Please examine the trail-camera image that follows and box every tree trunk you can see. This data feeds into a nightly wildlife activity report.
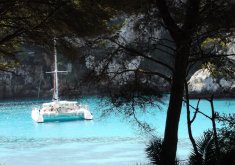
[155,0,200,163]
[209,96,220,165]
[160,46,189,165]
[185,81,202,164]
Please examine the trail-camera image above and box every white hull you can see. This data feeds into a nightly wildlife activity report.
[32,107,93,123]
[31,101,93,123]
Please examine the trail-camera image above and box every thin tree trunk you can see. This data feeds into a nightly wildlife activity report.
[209,96,220,165]
[185,81,202,164]
[160,48,189,165]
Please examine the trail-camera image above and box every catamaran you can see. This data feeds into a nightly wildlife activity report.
[31,39,93,123]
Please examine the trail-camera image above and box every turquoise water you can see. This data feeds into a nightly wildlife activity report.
[0,97,234,165]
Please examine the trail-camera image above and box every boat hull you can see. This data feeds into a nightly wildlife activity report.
[31,108,93,123]
[43,113,86,122]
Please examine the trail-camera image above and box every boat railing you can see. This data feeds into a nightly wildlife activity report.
[78,104,89,110]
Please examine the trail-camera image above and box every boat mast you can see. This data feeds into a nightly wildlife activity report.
[53,38,59,101]
[46,38,67,101]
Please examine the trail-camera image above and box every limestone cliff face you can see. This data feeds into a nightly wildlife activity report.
[188,41,235,97]
[0,44,234,99]
[0,16,234,99]
[0,48,51,99]
[0,46,88,99]
[188,69,235,97]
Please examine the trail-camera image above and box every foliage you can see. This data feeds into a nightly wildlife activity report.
[189,114,235,165]
[145,137,163,165]
[201,62,218,77]
[218,113,235,130]
[0,60,19,71]
[201,57,235,78]
[189,131,216,165]
[145,137,180,165]
[199,35,235,78]
[99,94,164,134]
[201,38,227,50]
[0,0,119,68]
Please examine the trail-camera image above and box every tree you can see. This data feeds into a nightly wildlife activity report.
[1,0,235,164]
[153,1,234,163]
[83,0,235,164]
[189,114,235,165]
[0,0,115,71]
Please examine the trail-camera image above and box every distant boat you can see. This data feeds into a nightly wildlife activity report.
[31,38,93,123]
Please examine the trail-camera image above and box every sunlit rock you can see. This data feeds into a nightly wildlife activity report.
[219,78,233,90]
[188,69,235,95]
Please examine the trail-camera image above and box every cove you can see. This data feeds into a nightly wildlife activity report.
[0,97,234,165]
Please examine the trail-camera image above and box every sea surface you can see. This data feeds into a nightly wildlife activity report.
[0,97,234,165]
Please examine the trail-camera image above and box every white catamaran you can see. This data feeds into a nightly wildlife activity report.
[31,39,93,123]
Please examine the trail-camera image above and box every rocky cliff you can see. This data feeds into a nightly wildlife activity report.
[0,45,91,99]
[188,38,235,98]
[0,16,234,99]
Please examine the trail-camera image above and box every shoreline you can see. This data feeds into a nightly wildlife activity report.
[1,93,235,102]
[188,93,235,99]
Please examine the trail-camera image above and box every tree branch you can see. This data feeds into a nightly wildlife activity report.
[189,53,235,62]
[155,0,182,41]
[109,38,174,72]
[109,68,171,83]
[182,0,201,35]
[190,98,201,124]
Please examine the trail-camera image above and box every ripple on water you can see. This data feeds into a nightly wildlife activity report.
[0,136,144,149]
